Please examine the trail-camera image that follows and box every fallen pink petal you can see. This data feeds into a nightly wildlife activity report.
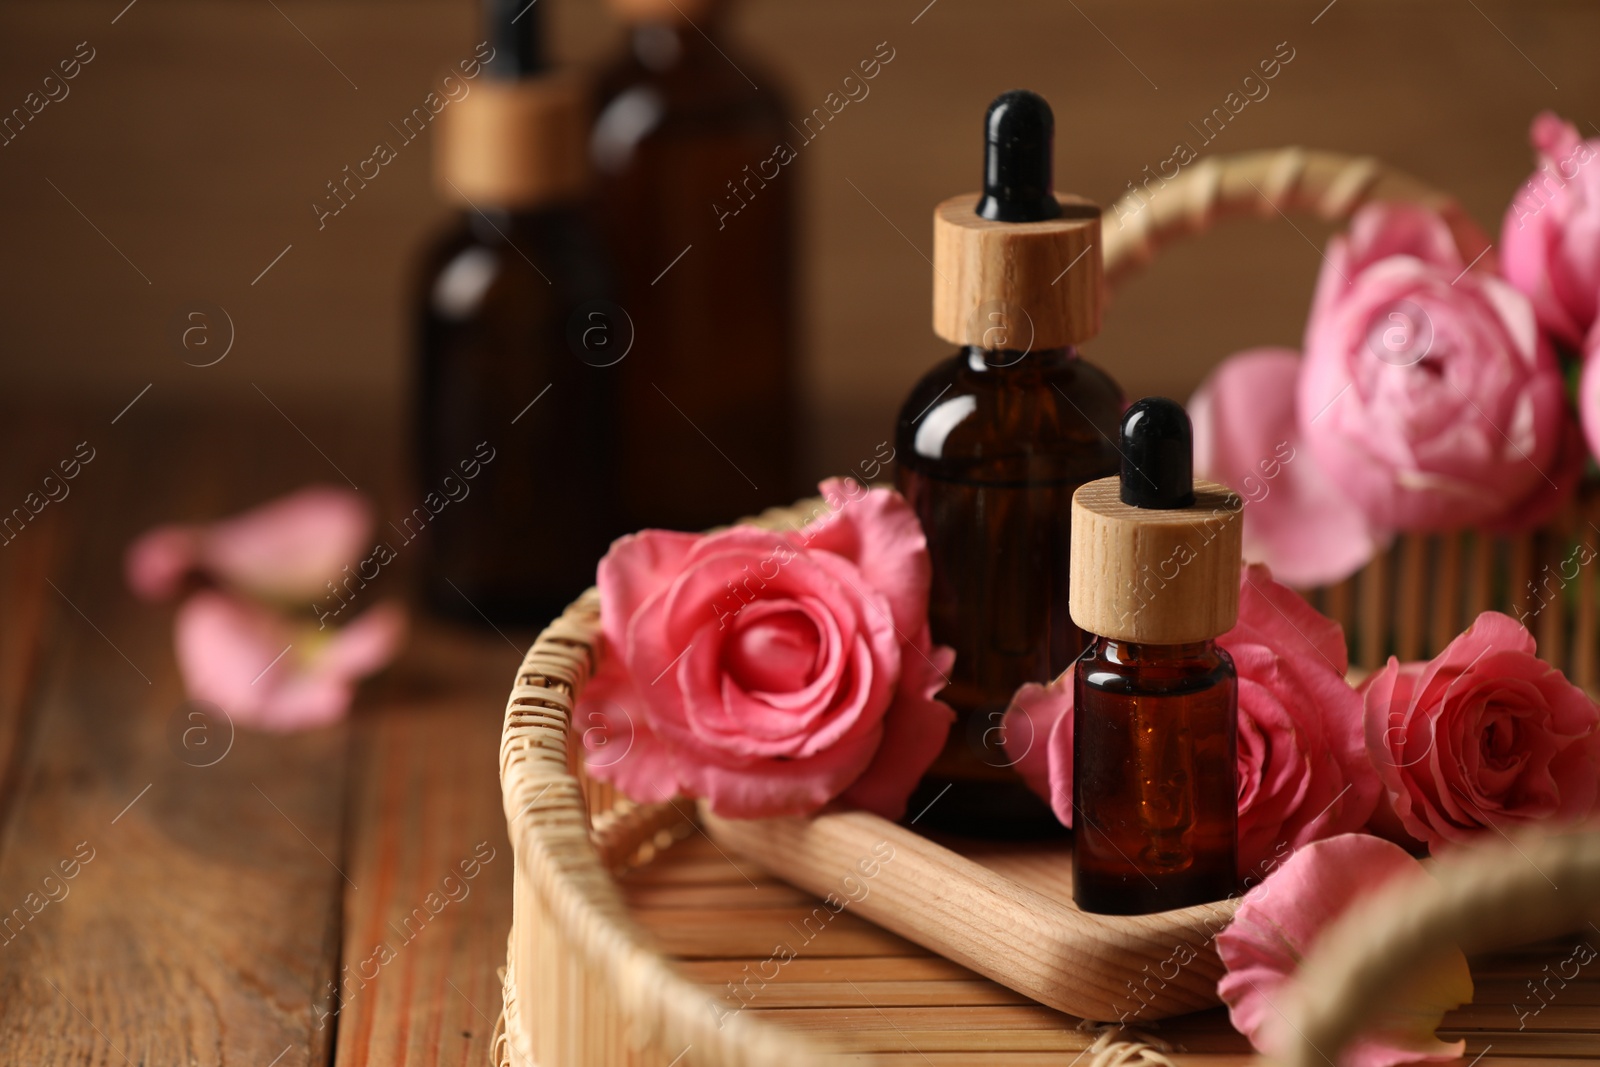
[174,591,406,733]
[1217,834,1473,1067]
[126,485,373,604]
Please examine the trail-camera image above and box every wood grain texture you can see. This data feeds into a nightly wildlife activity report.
[0,410,352,1066]
[0,404,524,1065]
[700,807,1235,1022]
[330,625,520,1067]
[931,193,1102,349]
[1070,477,1242,644]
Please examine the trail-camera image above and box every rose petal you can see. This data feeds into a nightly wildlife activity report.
[200,486,372,602]
[839,626,956,820]
[597,528,701,652]
[1000,673,1068,805]
[173,590,392,732]
[580,655,683,804]
[1191,348,1383,586]
[125,524,204,602]
[805,478,934,635]
[1217,833,1471,1067]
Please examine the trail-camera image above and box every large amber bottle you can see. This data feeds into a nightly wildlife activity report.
[413,0,619,627]
[590,0,799,532]
[895,90,1123,837]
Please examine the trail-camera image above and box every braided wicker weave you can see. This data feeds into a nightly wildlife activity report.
[495,149,1600,1066]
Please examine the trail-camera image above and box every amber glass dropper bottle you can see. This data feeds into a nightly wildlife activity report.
[413,0,618,627]
[896,90,1122,838]
[590,0,799,533]
[1070,398,1241,914]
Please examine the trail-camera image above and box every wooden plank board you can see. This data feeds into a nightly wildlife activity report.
[330,624,521,1067]
[0,410,353,1065]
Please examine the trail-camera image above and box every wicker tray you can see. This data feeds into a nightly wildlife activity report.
[496,148,1600,1066]
[495,582,1600,1067]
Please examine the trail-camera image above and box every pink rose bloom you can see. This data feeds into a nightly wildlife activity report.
[579,479,955,820]
[1003,564,1378,877]
[176,591,406,732]
[1501,112,1600,350]
[1190,347,1382,586]
[1299,202,1571,531]
[1361,611,1600,850]
[127,485,372,603]
[1217,833,1472,1067]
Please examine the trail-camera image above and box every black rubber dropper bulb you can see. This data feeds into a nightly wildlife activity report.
[1121,397,1196,509]
[484,0,548,80]
[975,90,1063,223]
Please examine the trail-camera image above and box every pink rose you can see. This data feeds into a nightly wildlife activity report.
[1299,202,1572,531]
[1217,833,1472,1067]
[1501,112,1600,351]
[1002,564,1378,877]
[579,479,955,820]
[1361,611,1600,850]
[1190,346,1382,586]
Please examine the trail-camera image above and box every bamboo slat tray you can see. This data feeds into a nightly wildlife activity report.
[700,808,1235,1022]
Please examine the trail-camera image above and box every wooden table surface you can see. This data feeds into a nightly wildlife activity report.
[0,402,521,1067]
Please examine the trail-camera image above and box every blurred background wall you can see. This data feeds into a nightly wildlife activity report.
[2,0,1596,476]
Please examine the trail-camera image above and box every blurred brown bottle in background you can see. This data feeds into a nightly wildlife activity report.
[413,0,622,627]
[590,0,800,532]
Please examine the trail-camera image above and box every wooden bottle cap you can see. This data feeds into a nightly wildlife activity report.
[931,193,1102,350]
[1070,476,1243,644]
[436,75,588,210]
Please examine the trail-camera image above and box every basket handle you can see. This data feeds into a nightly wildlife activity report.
[1100,147,1490,291]
[1280,829,1600,1067]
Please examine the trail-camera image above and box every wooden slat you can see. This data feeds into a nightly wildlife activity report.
[1576,497,1600,693]
[635,906,921,958]
[1430,533,1463,658]
[622,880,818,909]
[675,957,979,984]
[1437,1030,1600,1056]
[1358,542,1390,670]
[0,409,354,1065]
[1396,535,1427,662]
[1469,533,1497,620]
[330,625,520,1067]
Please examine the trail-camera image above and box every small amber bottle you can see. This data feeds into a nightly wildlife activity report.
[896,90,1122,837]
[413,0,619,626]
[1069,398,1242,914]
[590,0,799,533]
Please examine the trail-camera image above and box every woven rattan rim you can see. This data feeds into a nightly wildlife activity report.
[1099,146,1484,287]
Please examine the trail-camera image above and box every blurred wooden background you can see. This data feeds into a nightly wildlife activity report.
[2,0,1596,478]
